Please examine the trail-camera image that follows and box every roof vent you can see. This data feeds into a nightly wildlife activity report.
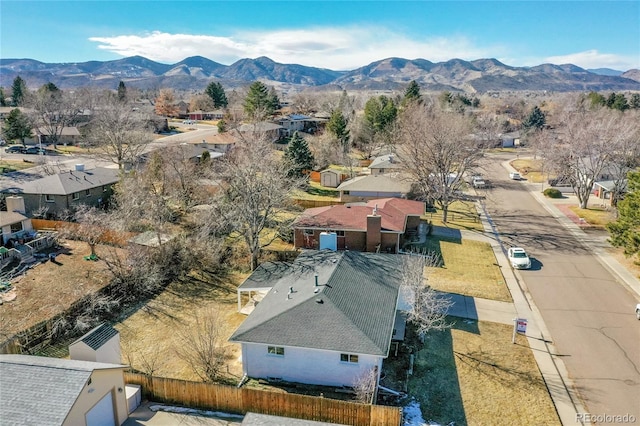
[315,298,323,304]
[314,273,318,287]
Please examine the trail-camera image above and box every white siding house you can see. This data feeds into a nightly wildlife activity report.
[69,323,121,365]
[230,250,403,389]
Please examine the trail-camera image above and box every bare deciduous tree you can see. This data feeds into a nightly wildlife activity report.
[400,255,452,336]
[173,308,230,382]
[29,87,85,149]
[396,103,484,222]
[537,107,638,209]
[203,135,302,270]
[352,366,379,404]
[87,96,153,169]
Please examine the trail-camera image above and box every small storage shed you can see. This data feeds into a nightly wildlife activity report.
[320,169,343,188]
[69,323,121,365]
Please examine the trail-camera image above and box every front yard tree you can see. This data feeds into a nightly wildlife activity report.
[0,87,7,107]
[205,136,300,270]
[396,103,480,222]
[88,96,153,169]
[607,171,640,264]
[2,108,32,145]
[154,88,179,117]
[243,81,278,121]
[537,108,634,209]
[283,131,314,178]
[11,76,27,106]
[205,81,228,109]
[400,255,452,336]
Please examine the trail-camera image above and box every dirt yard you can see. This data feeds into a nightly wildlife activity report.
[0,239,122,340]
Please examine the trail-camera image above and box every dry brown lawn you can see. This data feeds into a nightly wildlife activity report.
[0,239,122,338]
[114,269,250,382]
[403,318,560,426]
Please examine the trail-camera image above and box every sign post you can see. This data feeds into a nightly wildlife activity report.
[512,318,528,344]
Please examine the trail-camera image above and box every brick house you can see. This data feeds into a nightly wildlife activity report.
[292,198,425,253]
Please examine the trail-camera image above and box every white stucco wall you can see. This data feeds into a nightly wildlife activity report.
[241,343,382,388]
[63,368,128,426]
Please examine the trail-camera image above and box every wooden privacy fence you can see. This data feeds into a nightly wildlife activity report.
[293,199,343,209]
[125,373,402,426]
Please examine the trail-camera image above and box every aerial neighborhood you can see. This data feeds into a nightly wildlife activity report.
[1,27,640,426]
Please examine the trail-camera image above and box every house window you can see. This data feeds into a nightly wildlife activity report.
[10,222,23,233]
[303,229,314,236]
[343,191,350,195]
[45,194,54,203]
[268,346,285,356]
[72,192,80,200]
[103,185,108,192]
[340,353,359,363]
[336,231,345,237]
[85,189,91,197]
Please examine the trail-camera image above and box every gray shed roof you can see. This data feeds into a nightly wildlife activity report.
[0,355,125,426]
[230,250,402,356]
[19,167,120,196]
[369,154,402,170]
[72,323,119,351]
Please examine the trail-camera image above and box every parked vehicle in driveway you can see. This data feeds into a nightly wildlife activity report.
[507,247,531,269]
[5,145,25,154]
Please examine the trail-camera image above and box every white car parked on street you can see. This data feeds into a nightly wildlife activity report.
[507,247,531,269]
[509,172,522,180]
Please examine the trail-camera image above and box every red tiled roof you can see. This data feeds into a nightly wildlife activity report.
[293,198,424,232]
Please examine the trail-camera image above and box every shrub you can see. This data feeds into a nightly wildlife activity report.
[543,188,563,198]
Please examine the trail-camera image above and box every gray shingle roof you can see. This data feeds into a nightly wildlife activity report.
[230,250,402,356]
[72,323,119,351]
[19,167,120,196]
[0,355,125,426]
[337,174,412,193]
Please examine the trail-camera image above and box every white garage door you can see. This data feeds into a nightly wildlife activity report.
[85,391,116,426]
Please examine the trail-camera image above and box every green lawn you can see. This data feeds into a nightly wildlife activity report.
[0,159,37,172]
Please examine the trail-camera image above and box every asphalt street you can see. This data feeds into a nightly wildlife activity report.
[478,152,640,424]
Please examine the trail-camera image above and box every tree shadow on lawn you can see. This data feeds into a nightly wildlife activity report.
[405,320,467,426]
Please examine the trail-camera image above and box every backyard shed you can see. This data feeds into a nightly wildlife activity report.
[69,323,121,365]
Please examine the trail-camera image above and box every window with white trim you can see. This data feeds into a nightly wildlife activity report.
[72,192,80,200]
[336,230,345,237]
[85,189,91,197]
[340,353,359,363]
[45,194,54,203]
[267,346,285,356]
[303,229,314,236]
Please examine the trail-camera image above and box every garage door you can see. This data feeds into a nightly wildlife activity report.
[85,391,116,426]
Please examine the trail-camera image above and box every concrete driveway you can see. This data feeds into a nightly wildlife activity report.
[124,402,243,426]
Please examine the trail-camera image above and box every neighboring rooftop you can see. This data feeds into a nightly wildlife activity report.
[15,167,120,196]
[336,174,412,193]
[293,198,424,233]
[0,355,125,426]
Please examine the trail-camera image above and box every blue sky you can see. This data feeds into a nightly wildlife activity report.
[1,1,638,71]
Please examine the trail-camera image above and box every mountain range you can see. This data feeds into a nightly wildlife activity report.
[1,55,639,93]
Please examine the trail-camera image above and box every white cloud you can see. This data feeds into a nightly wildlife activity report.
[544,50,638,71]
[89,27,500,70]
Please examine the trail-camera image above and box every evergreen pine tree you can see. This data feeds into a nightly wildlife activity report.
[3,108,33,145]
[327,110,350,154]
[11,76,27,106]
[283,131,315,178]
[205,81,228,109]
[522,106,546,131]
[404,80,421,103]
[244,81,276,120]
[607,171,640,261]
[117,81,127,101]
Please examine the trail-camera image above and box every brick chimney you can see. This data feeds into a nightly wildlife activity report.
[366,213,381,252]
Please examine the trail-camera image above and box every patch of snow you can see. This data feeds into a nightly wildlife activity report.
[403,399,442,426]
[149,404,244,420]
